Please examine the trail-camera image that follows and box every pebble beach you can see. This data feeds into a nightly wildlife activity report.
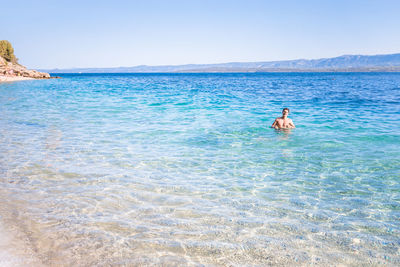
[0,76,34,83]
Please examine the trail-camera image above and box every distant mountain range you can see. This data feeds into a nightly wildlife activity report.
[42,53,400,73]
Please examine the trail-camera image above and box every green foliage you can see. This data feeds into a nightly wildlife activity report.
[0,40,18,63]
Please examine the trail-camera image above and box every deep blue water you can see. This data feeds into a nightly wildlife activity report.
[0,73,399,265]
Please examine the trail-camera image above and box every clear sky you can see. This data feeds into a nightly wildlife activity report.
[1,0,400,69]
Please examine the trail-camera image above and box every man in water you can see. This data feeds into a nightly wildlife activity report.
[271,108,295,129]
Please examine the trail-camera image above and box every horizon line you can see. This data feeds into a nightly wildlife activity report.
[39,52,400,71]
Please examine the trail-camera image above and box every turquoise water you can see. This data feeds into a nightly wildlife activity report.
[0,73,399,265]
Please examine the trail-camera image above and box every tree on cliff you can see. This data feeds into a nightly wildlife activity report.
[0,40,18,63]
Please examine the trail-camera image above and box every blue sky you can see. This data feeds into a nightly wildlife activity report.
[1,0,400,69]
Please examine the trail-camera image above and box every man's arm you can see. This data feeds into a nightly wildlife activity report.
[289,119,295,128]
[271,119,278,128]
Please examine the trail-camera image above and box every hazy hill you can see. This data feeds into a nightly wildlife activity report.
[43,53,400,73]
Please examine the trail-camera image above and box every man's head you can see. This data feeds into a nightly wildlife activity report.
[282,108,290,117]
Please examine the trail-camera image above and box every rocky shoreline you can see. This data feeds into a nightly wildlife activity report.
[0,55,53,81]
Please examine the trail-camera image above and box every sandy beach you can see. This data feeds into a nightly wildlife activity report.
[0,223,41,267]
[0,76,34,83]
[0,203,42,267]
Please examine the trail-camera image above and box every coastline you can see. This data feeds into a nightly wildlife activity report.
[0,75,34,83]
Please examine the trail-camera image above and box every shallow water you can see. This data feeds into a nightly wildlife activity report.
[0,73,399,266]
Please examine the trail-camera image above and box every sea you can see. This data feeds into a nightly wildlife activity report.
[0,73,399,266]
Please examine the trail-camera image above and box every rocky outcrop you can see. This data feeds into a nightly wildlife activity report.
[0,56,51,79]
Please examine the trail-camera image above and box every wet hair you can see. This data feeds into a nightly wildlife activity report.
[282,108,290,113]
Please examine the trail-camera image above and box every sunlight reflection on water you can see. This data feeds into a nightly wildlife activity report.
[0,73,399,266]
